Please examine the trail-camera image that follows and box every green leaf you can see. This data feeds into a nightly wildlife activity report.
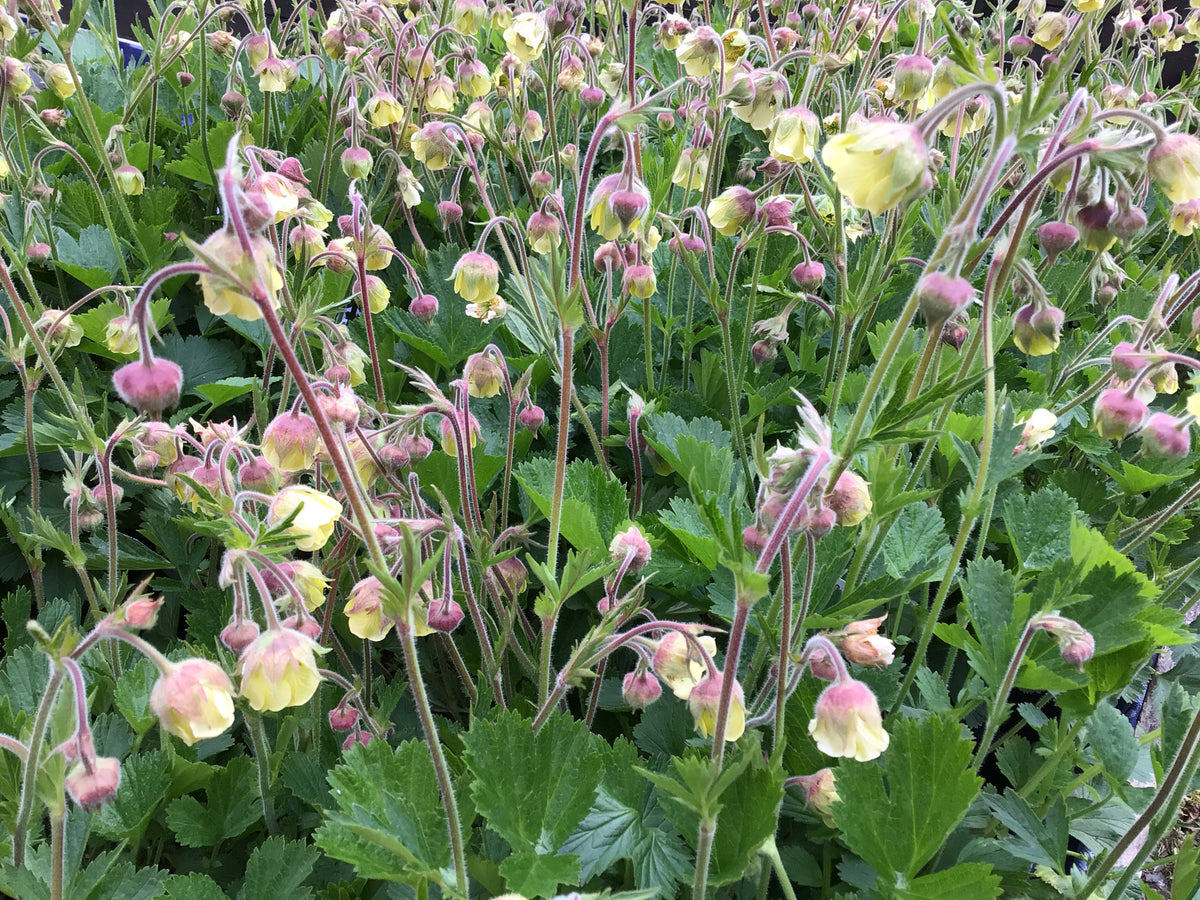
[1001,486,1081,570]
[499,850,580,899]
[243,836,318,900]
[561,738,690,896]
[515,459,628,555]
[461,710,604,894]
[1086,703,1138,785]
[962,557,1020,686]
[53,224,123,288]
[659,745,785,887]
[981,792,1068,874]
[93,750,170,842]
[158,873,229,900]
[194,376,257,410]
[885,862,1001,900]
[158,334,244,394]
[659,498,719,570]
[165,756,262,848]
[880,502,950,582]
[314,738,453,883]
[833,715,982,880]
[164,122,235,185]
[643,412,734,499]
[113,657,159,735]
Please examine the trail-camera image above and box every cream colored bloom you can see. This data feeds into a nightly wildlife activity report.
[652,630,718,699]
[150,658,236,745]
[504,12,547,62]
[344,576,392,641]
[821,117,931,216]
[267,485,342,552]
[672,147,708,190]
[1019,408,1058,448]
[809,677,890,761]
[769,105,820,164]
[238,628,323,712]
[688,672,745,742]
[197,231,284,322]
[1148,134,1200,204]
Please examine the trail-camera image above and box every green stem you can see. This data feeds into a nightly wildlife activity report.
[1078,704,1200,897]
[49,808,64,900]
[972,623,1036,771]
[12,666,65,867]
[692,817,716,900]
[546,325,575,579]
[398,623,468,896]
[247,713,277,835]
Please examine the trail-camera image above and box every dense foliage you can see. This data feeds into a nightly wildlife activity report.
[2,0,1200,898]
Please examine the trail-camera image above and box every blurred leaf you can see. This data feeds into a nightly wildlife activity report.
[516,458,627,556]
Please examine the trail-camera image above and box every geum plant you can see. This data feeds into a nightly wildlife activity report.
[3,0,1200,897]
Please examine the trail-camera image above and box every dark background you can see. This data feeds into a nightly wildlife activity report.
[59,1,1196,87]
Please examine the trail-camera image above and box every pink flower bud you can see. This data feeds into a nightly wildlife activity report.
[402,433,434,462]
[119,596,163,630]
[742,524,768,552]
[808,647,838,681]
[65,757,121,810]
[622,670,662,709]
[1110,341,1145,380]
[791,260,826,291]
[262,410,321,472]
[27,242,51,262]
[409,293,439,324]
[113,357,184,415]
[1031,614,1094,671]
[792,768,839,826]
[917,271,975,325]
[1037,221,1078,264]
[1092,388,1148,441]
[610,525,652,572]
[840,616,895,667]
[1140,412,1191,459]
[343,730,372,750]
[329,705,359,732]
[427,599,465,633]
[1013,303,1065,356]
[220,619,260,652]
[519,405,545,430]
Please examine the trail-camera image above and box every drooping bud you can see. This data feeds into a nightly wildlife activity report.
[113,357,184,415]
[1013,303,1065,356]
[622,669,662,709]
[1092,388,1149,441]
[426,599,465,633]
[1140,412,1191,459]
[1037,221,1078,264]
[687,671,746,742]
[1031,613,1095,671]
[791,260,826,292]
[65,757,122,810]
[916,271,975,325]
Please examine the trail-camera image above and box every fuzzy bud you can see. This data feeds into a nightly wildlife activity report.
[1092,388,1149,441]
[917,271,975,325]
[622,670,663,709]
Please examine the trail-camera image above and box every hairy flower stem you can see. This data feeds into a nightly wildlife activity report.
[1078,705,1200,897]
[545,325,575,580]
[399,623,468,896]
[972,622,1037,771]
[247,712,278,835]
[692,819,716,900]
[49,808,64,900]
[12,665,65,868]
